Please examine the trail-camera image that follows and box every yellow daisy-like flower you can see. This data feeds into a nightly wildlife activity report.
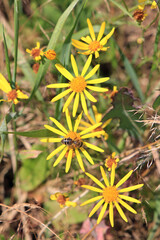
[81,166,143,227]
[41,109,104,172]
[0,73,28,104]
[50,192,77,208]
[79,105,111,140]
[105,152,119,171]
[26,42,44,61]
[47,54,109,117]
[44,49,56,60]
[72,19,115,58]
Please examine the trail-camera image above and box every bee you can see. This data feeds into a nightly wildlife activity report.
[61,137,83,148]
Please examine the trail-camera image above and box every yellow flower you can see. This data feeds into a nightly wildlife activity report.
[26,42,44,61]
[47,54,109,117]
[50,192,77,208]
[133,9,147,22]
[72,19,115,58]
[105,152,119,171]
[151,0,157,9]
[44,49,56,60]
[0,73,28,104]
[79,105,111,140]
[81,166,143,227]
[41,109,104,173]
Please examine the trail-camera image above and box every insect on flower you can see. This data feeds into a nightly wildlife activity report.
[61,137,83,148]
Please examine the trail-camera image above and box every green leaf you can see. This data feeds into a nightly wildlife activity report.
[29,0,80,101]
[3,27,12,85]
[18,145,49,191]
[103,87,144,140]
[6,129,55,138]
[13,0,19,84]
[109,0,133,19]
[153,95,160,110]
[117,45,145,103]
[0,112,17,161]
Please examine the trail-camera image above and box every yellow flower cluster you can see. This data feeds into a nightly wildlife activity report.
[37,18,144,227]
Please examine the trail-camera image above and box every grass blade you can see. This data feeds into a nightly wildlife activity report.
[3,27,12,85]
[13,0,19,84]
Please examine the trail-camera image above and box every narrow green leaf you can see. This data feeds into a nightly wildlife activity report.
[6,129,56,138]
[2,27,12,85]
[13,0,19,85]
[153,95,160,110]
[109,0,133,19]
[117,45,145,102]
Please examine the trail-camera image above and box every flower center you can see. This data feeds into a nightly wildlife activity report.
[56,193,67,205]
[31,48,41,58]
[103,186,118,202]
[7,89,17,101]
[63,131,83,149]
[89,41,101,51]
[70,76,86,92]
[105,158,117,169]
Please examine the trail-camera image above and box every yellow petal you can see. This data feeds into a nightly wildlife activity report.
[86,77,109,84]
[118,199,137,214]
[80,92,88,115]
[73,92,79,117]
[81,185,103,193]
[41,138,62,143]
[109,202,114,227]
[87,86,108,92]
[84,89,97,102]
[81,36,92,44]
[65,108,72,131]
[100,166,109,187]
[53,147,68,167]
[97,21,106,42]
[49,117,68,134]
[116,170,133,188]
[118,195,141,203]
[72,39,89,50]
[17,90,28,99]
[51,88,72,102]
[80,122,102,135]
[84,142,104,152]
[44,124,66,136]
[65,200,77,207]
[110,165,115,186]
[87,18,96,41]
[85,64,100,80]
[114,201,128,222]
[63,91,75,112]
[118,184,144,193]
[55,64,73,81]
[74,111,83,132]
[47,144,66,160]
[95,51,99,58]
[81,196,103,206]
[71,54,78,77]
[81,55,92,77]
[80,147,94,165]
[36,42,40,48]
[81,131,104,139]
[89,199,105,217]
[100,27,115,46]
[75,149,85,172]
[97,202,108,224]
[0,73,11,93]
[47,83,70,88]
[85,172,105,189]
[65,149,73,173]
